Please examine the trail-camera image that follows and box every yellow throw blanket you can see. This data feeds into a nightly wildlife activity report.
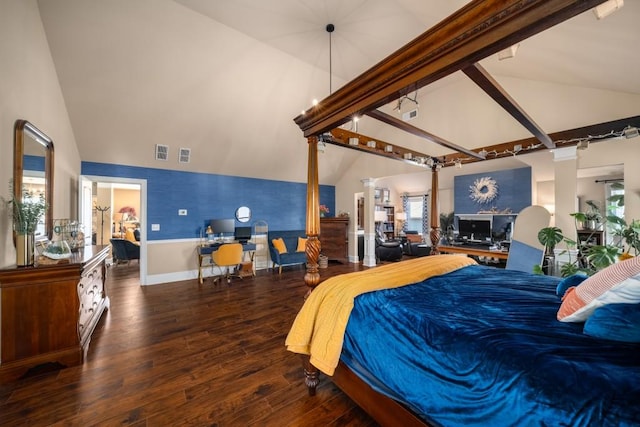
[285,254,477,375]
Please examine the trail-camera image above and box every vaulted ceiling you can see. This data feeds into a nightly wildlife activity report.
[36,0,640,185]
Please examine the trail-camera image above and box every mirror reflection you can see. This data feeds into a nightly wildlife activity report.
[14,120,54,242]
[235,206,251,223]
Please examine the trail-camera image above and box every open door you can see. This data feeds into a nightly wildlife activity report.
[79,176,94,247]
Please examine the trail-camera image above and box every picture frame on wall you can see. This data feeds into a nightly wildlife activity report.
[382,189,390,204]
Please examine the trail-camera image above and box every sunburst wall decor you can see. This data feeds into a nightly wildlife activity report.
[469,176,498,204]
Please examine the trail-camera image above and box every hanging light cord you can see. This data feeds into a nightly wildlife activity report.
[326,24,335,95]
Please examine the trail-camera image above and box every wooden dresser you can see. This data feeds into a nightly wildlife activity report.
[0,245,110,382]
[320,217,349,262]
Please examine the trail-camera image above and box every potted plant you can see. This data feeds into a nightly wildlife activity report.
[534,226,564,275]
[575,200,602,230]
[439,211,455,243]
[3,183,47,266]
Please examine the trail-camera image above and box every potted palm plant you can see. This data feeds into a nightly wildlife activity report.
[3,183,47,266]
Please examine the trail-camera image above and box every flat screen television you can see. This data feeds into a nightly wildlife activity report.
[209,218,235,236]
[234,226,252,243]
[458,219,492,242]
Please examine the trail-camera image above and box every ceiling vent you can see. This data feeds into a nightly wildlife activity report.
[179,148,191,163]
[155,144,169,161]
[402,108,418,122]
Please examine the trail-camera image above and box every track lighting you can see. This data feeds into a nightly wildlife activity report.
[623,126,639,139]
[593,0,623,19]
[498,44,519,60]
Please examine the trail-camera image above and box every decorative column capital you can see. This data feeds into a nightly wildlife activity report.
[361,178,376,187]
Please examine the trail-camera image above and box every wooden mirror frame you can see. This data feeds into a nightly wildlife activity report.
[14,120,54,242]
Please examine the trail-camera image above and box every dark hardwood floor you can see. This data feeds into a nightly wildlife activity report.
[0,261,379,426]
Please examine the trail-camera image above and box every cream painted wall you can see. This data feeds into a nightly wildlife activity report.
[578,138,640,222]
[0,0,80,268]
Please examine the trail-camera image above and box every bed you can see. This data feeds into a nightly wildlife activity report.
[289,0,640,425]
[286,255,640,426]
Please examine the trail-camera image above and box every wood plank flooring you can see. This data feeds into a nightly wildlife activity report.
[0,262,379,426]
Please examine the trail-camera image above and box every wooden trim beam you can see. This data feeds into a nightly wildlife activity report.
[328,128,431,164]
[294,0,607,138]
[462,63,555,148]
[442,115,640,166]
[366,109,485,159]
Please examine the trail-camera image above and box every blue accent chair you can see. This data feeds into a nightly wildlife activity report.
[110,238,140,265]
[267,230,307,274]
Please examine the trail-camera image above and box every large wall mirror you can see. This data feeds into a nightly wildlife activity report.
[14,120,54,242]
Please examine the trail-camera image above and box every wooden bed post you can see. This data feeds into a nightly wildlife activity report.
[305,136,321,290]
[302,355,320,396]
[429,162,440,254]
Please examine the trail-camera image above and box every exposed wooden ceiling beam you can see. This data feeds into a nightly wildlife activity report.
[294,0,607,139]
[365,109,486,159]
[462,63,555,149]
[326,128,432,165]
[442,115,640,166]
[323,116,640,168]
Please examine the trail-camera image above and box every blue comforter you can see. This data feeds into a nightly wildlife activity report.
[341,265,640,426]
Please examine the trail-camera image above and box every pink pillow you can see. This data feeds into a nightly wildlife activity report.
[557,256,640,322]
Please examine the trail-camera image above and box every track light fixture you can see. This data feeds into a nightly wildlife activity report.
[623,126,639,139]
[393,91,419,113]
[498,44,519,60]
[593,0,623,19]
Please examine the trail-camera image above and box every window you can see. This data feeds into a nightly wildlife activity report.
[605,181,624,245]
[406,195,426,233]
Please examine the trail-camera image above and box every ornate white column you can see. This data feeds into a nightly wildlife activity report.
[553,146,578,241]
[361,178,378,267]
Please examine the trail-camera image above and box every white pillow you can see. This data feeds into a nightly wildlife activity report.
[558,256,640,322]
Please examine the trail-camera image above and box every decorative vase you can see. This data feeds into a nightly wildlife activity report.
[16,233,35,267]
[320,213,325,218]
[43,239,72,260]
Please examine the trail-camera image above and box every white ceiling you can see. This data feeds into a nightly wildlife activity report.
[35,0,640,186]
[174,0,640,95]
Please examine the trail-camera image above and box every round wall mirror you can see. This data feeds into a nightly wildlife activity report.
[235,206,251,223]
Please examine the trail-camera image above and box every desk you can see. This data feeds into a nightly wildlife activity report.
[197,242,256,284]
[438,244,509,260]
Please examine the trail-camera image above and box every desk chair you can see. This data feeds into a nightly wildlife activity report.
[211,243,243,284]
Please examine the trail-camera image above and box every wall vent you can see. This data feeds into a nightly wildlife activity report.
[179,148,191,163]
[155,144,169,161]
[402,108,418,122]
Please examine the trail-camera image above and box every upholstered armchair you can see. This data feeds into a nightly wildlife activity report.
[403,231,431,257]
[110,238,140,265]
[375,230,403,262]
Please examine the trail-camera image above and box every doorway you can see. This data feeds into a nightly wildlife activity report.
[79,175,148,285]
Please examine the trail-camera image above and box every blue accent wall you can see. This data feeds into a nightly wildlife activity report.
[24,155,45,172]
[454,167,531,214]
[82,162,335,240]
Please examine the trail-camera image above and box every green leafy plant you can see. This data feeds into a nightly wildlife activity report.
[439,211,455,231]
[572,199,602,230]
[2,182,47,234]
[537,226,564,255]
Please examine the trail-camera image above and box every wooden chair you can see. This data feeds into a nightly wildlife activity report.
[211,243,243,284]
